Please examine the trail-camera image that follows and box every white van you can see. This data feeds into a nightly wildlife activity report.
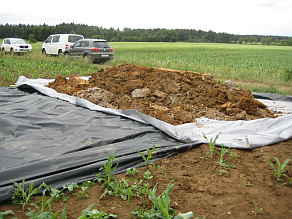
[42,34,84,57]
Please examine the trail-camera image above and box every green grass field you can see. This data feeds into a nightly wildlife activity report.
[1,41,292,95]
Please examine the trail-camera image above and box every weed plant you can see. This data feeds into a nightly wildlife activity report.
[216,144,235,168]
[10,177,43,211]
[266,156,291,181]
[253,201,262,218]
[203,132,221,159]
[136,145,156,169]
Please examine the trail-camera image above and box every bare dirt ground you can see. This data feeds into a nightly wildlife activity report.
[1,63,291,219]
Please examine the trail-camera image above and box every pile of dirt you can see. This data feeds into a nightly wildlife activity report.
[47,63,276,125]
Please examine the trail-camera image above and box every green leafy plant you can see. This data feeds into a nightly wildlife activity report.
[78,203,117,219]
[267,156,291,181]
[219,169,227,175]
[253,201,262,218]
[73,186,89,200]
[281,174,292,186]
[143,170,153,181]
[203,132,221,159]
[158,165,167,179]
[216,144,235,168]
[0,210,15,219]
[26,195,66,219]
[126,167,140,176]
[136,145,156,169]
[97,152,121,188]
[10,177,43,211]
[42,183,69,202]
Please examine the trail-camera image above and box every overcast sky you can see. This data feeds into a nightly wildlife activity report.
[1,0,292,36]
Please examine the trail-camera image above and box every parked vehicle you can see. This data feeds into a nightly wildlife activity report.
[1,38,32,55]
[42,34,84,57]
[64,38,113,63]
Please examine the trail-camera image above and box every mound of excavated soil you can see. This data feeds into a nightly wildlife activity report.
[46,63,276,125]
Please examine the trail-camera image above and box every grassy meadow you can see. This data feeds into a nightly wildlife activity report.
[1,40,292,95]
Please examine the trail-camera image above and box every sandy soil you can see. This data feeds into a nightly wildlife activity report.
[0,64,291,219]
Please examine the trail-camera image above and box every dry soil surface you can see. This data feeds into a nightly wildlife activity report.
[1,64,291,219]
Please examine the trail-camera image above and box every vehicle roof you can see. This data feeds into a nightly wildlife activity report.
[80,38,108,41]
[4,38,24,40]
[48,34,84,36]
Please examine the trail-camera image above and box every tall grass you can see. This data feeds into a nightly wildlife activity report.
[1,41,292,95]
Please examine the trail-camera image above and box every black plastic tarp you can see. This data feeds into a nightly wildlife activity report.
[0,87,197,202]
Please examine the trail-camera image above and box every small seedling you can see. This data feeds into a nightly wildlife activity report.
[219,169,227,175]
[143,170,153,181]
[136,145,156,169]
[268,183,274,187]
[229,152,239,157]
[216,144,235,168]
[267,156,291,181]
[157,165,167,179]
[0,210,15,219]
[253,201,262,218]
[245,181,252,187]
[10,177,43,211]
[281,174,292,186]
[98,152,121,188]
[73,186,89,200]
[78,203,118,219]
[203,132,221,159]
[126,167,140,176]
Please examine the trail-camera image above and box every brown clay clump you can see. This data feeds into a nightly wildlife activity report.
[46,63,276,125]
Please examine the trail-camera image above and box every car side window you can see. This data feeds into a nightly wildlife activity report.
[52,36,60,43]
[73,41,81,48]
[80,41,89,47]
[4,39,10,44]
[45,36,52,43]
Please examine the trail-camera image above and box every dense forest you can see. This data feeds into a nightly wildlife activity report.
[0,22,292,45]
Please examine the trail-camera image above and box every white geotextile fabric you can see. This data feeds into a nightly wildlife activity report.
[15,76,292,149]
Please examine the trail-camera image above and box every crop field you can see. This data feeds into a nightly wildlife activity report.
[1,41,292,95]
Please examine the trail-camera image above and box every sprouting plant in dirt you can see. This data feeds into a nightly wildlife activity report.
[266,156,291,181]
[229,151,240,157]
[143,179,193,219]
[10,177,43,211]
[253,200,262,218]
[136,145,156,169]
[26,194,66,219]
[281,174,292,186]
[73,186,89,200]
[245,181,252,187]
[219,169,227,175]
[126,167,140,176]
[97,152,121,188]
[203,132,221,159]
[0,210,15,219]
[216,144,235,168]
[143,170,153,181]
[42,183,69,202]
[158,165,167,179]
[78,203,118,219]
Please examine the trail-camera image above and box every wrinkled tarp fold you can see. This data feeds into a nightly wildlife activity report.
[0,76,292,202]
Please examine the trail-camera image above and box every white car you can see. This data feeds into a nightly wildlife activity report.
[42,34,84,57]
[1,38,32,55]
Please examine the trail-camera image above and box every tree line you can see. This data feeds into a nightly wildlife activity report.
[0,23,291,45]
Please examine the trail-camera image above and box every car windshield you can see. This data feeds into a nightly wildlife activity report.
[68,35,83,43]
[93,41,110,48]
[11,39,27,44]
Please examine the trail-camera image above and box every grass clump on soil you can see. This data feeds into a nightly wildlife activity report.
[267,156,291,181]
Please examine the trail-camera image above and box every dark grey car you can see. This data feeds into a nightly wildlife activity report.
[64,38,113,63]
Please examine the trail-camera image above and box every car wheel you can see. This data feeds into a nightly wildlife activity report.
[58,50,63,58]
[42,49,46,56]
[10,49,14,56]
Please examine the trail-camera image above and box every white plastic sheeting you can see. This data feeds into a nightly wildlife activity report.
[15,76,292,149]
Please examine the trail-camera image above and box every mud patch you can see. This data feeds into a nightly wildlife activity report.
[47,63,276,125]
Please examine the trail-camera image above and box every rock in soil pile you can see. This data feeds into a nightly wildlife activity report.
[47,63,276,125]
